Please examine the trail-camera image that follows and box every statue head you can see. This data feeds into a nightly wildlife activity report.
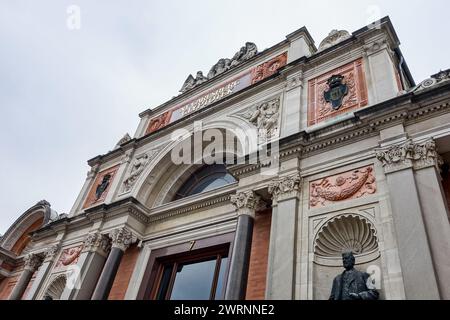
[342,251,355,270]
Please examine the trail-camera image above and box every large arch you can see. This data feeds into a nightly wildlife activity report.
[135,121,248,208]
[0,200,59,255]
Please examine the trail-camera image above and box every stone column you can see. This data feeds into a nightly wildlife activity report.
[225,191,260,300]
[375,140,441,299]
[25,245,60,300]
[9,253,43,300]
[266,173,301,300]
[91,227,136,300]
[61,232,111,300]
[410,140,450,299]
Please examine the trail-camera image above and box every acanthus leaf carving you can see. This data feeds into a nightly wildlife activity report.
[375,139,439,173]
[24,253,44,272]
[230,191,261,217]
[44,244,61,262]
[83,232,111,256]
[109,227,137,252]
[268,173,302,203]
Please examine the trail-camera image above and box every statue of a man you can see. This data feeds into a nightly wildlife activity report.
[329,252,379,300]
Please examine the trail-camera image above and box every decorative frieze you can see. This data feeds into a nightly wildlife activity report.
[109,227,137,252]
[83,233,111,256]
[269,173,302,203]
[24,253,43,272]
[375,139,440,173]
[309,166,376,208]
[251,52,288,84]
[230,191,261,217]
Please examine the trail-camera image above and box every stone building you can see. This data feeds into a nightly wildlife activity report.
[1,16,450,300]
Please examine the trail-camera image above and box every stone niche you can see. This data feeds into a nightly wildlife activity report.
[312,214,383,300]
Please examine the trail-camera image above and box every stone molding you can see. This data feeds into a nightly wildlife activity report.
[109,227,137,252]
[268,173,302,203]
[230,191,261,218]
[83,232,111,256]
[375,139,440,173]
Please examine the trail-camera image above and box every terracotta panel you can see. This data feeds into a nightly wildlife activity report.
[309,165,377,208]
[83,165,120,209]
[54,245,83,269]
[308,58,368,126]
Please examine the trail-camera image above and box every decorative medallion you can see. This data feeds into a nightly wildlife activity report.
[308,58,368,126]
[323,75,348,110]
[310,165,376,208]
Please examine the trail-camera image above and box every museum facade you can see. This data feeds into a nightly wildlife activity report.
[1,17,450,300]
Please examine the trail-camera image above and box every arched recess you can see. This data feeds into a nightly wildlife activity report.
[42,274,67,300]
[135,122,247,208]
[312,214,382,300]
[0,201,59,255]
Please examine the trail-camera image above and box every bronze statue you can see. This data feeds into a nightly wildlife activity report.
[329,252,379,300]
[95,174,111,200]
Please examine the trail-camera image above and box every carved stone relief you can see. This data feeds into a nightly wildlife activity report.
[308,58,368,126]
[268,173,302,203]
[318,30,351,52]
[310,165,376,208]
[251,52,288,84]
[375,139,441,173]
[55,245,83,269]
[234,96,281,143]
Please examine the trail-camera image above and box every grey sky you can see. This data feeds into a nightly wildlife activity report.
[0,0,448,234]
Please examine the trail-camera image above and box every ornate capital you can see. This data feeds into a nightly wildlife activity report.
[83,232,111,256]
[268,173,302,203]
[24,253,43,272]
[375,139,440,173]
[230,191,261,217]
[44,244,60,262]
[109,227,137,252]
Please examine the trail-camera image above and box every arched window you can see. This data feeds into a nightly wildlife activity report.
[173,164,236,200]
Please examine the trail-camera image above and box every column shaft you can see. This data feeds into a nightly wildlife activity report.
[91,248,124,300]
[225,214,254,300]
[9,269,33,300]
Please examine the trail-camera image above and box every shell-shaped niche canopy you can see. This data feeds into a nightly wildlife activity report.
[44,274,67,300]
[314,215,378,257]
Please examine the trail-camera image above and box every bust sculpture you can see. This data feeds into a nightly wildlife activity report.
[329,252,379,300]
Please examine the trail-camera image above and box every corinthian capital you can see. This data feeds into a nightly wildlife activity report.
[230,191,262,217]
[375,139,440,173]
[109,227,137,252]
[268,173,302,203]
[24,253,43,272]
[44,244,60,262]
[83,232,111,256]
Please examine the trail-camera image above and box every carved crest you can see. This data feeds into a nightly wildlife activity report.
[323,75,348,110]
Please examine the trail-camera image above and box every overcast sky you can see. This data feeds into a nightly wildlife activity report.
[0,0,448,234]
